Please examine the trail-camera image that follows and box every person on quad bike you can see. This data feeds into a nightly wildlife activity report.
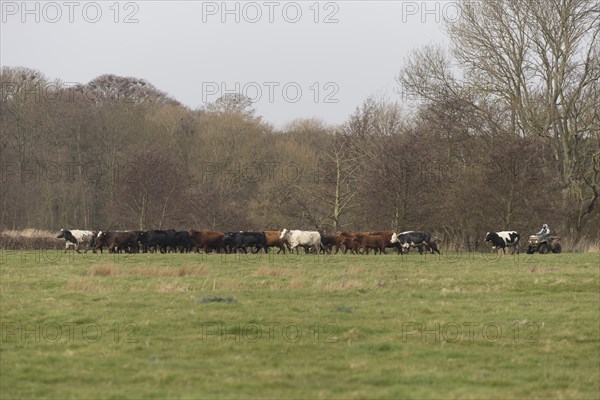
[536,224,550,238]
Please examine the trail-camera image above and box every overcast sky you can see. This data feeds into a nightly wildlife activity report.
[1,1,452,127]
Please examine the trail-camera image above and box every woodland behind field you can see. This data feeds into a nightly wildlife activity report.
[1,0,598,248]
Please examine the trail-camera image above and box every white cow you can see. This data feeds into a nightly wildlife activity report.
[57,229,96,253]
[279,229,322,253]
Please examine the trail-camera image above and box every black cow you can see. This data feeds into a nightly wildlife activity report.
[174,231,192,253]
[223,232,269,254]
[320,234,336,254]
[484,231,520,254]
[139,230,168,253]
[95,231,141,253]
[391,231,440,255]
[138,230,190,253]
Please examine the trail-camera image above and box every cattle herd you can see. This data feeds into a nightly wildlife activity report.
[56,228,524,256]
[56,228,446,255]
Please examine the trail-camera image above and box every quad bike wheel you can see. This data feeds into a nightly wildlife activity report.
[552,243,562,253]
[538,244,549,254]
[526,246,535,254]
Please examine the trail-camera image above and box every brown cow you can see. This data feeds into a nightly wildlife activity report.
[337,232,363,254]
[264,231,289,254]
[370,231,402,254]
[360,234,387,255]
[188,230,224,253]
[331,235,345,254]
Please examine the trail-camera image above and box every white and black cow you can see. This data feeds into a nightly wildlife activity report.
[391,231,440,255]
[57,229,96,253]
[279,229,322,253]
[484,231,520,254]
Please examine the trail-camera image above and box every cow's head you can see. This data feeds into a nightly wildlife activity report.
[57,229,77,243]
[484,232,492,242]
[390,232,399,244]
[223,232,236,245]
[279,229,289,240]
[96,231,108,244]
[138,231,148,243]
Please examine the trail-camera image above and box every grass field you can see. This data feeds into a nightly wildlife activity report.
[1,249,598,399]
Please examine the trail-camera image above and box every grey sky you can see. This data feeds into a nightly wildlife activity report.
[1,1,452,128]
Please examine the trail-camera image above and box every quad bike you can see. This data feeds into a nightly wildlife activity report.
[526,235,562,254]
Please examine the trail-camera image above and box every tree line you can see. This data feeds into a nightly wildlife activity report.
[1,0,598,248]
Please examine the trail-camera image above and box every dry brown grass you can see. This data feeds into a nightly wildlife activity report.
[87,264,116,276]
[341,266,366,275]
[2,229,56,238]
[287,277,306,289]
[66,277,110,292]
[219,279,242,291]
[561,237,600,253]
[1,229,63,250]
[86,264,208,277]
[316,279,366,291]
[156,282,193,293]
[253,266,302,278]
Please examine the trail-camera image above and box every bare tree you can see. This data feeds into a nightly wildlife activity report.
[398,0,600,236]
[108,150,189,230]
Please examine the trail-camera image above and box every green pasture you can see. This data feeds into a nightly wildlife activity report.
[1,250,598,399]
